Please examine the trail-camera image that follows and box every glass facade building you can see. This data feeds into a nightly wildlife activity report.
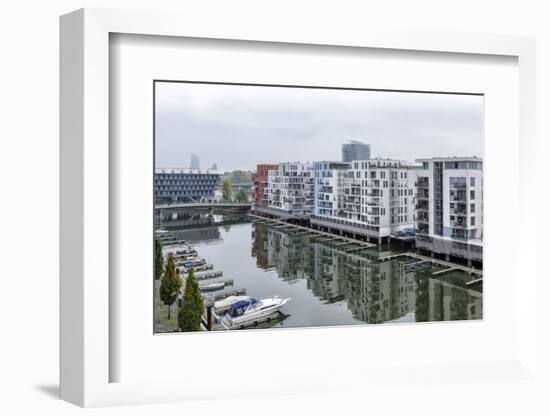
[342,140,371,162]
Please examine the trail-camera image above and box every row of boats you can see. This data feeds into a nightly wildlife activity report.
[165,241,291,330]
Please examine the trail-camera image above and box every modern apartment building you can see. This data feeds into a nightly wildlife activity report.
[154,168,222,203]
[414,157,483,265]
[312,161,350,218]
[309,158,415,241]
[252,164,278,207]
[342,140,371,162]
[265,162,314,217]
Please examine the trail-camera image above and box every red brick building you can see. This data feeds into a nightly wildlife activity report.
[252,164,277,207]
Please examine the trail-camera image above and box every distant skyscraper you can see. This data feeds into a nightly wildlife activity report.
[342,140,371,162]
[190,154,200,170]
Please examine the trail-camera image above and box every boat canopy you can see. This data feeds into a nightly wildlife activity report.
[227,298,258,317]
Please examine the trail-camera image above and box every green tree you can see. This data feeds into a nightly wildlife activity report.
[231,170,252,184]
[178,268,204,332]
[155,238,163,280]
[222,177,233,202]
[235,188,248,203]
[159,252,181,320]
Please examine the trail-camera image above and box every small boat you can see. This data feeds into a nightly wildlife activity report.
[181,264,214,273]
[174,253,198,261]
[199,281,226,292]
[212,295,252,316]
[221,296,290,329]
[176,258,206,268]
[175,248,196,255]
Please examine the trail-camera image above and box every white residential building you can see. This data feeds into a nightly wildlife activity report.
[345,158,416,237]
[310,158,417,241]
[266,162,314,217]
[313,161,350,219]
[414,157,483,264]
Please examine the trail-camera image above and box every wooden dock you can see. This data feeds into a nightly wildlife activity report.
[249,213,376,250]
[378,251,483,277]
[180,263,214,272]
[193,270,223,280]
[160,239,188,247]
[466,277,483,286]
[199,279,234,292]
[210,287,247,301]
[343,246,369,253]
[432,267,458,276]
[378,253,410,262]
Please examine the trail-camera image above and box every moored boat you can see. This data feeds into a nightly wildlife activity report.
[199,281,225,292]
[221,296,290,329]
[212,295,252,317]
[176,258,206,268]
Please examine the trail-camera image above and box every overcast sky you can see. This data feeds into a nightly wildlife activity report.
[155,82,483,172]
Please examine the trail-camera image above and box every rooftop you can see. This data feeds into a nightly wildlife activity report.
[155,168,222,175]
[415,156,483,163]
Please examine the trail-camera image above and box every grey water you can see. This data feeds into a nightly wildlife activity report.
[164,220,482,329]
[166,222,483,327]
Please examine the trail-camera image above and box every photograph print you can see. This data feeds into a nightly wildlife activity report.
[154,81,483,333]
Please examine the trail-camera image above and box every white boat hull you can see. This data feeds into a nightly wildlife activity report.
[221,297,290,329]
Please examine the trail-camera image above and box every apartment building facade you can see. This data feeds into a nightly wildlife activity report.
[414,157,483,264]
[308,159,416,241]
[265,162,314,217]
[312,161,350,219]
[154,168,222,203]
[252,164,278,207]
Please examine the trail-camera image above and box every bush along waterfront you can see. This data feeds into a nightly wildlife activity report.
[155,238,163,280]
[178,268,204,331]
[159,252,181,320]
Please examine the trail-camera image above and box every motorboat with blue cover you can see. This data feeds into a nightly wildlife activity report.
[221,296,290,329]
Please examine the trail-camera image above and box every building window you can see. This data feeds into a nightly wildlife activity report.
[470,190,475,199]
[470,177,475,187]
[470,203,475,213]
[471,216,476,226]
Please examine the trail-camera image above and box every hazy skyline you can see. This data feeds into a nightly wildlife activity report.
[155,82,483,172]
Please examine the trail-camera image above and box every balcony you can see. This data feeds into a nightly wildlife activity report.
[417,225,430,234]
[367,198,382,207]
[345,197,361,205]
[451,220,468,229]
[345,204,361,211]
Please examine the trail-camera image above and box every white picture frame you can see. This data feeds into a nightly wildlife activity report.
[60,7,538,408]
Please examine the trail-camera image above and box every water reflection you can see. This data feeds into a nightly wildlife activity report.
[251,222,482,324]
[160,211,250,231]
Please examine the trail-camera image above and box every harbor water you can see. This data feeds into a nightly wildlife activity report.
[160,218,482,330]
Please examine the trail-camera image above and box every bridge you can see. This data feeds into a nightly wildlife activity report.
[155,202,252,210]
